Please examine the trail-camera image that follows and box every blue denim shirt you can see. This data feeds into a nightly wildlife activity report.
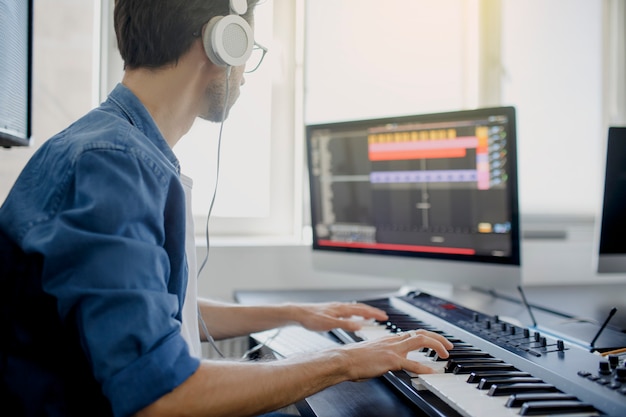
[0,84,200,417]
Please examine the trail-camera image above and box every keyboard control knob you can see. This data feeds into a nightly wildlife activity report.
[534,332,541,342]
[599,360,611,375]
[556,340,565,351]
[615,367,626,381]
[523,328,530,338]
[608,355,620,368]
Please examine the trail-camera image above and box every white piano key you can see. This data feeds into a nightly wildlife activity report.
[355,325,391,341]
[405,350,448,376]
[415,373,521,417]
[414,374,600,417]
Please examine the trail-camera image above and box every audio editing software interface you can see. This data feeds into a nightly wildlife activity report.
[307,108,518,263]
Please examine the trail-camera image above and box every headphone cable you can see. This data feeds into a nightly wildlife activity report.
[197,66,230,277]
[196,66,232,359]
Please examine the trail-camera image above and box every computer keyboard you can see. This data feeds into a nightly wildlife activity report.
[250,325,342,358]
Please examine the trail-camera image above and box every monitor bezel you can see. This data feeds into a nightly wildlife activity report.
[0,0,33,148]
[595,126,626,274]
[305,106,521,277]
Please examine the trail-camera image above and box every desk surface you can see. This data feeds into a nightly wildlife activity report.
[235,284,626,417]
[498,283,626,331]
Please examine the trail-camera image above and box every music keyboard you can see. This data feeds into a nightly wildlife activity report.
[331,293,626,417]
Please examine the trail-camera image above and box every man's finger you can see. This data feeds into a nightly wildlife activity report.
[403,332,452,359]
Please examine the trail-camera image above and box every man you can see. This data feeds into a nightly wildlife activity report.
[0,1,453,416]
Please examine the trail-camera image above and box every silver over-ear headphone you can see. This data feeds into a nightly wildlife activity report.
[202,0,254,67]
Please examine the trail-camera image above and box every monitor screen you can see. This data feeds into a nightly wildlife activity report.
[596,127,626,273]
[306,107,521,290]
[0,0,33,148]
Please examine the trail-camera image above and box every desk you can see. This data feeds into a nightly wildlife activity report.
[498,283,626,331]
[235,284,626,417]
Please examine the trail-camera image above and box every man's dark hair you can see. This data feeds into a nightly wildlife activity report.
[114,0,259,69]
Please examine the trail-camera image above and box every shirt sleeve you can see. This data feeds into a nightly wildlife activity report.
[22,147,200,417]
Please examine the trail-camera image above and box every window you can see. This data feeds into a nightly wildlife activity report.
[303,0,484,230]
[304,0,481,124]
[98,1,302,240]
[173,3,274,224]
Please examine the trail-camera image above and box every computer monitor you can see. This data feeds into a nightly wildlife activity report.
[0,0,33,148]
[306,106,521,290]
[596,127,626,273]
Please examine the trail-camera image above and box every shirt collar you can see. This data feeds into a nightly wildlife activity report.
[107,83,181,173]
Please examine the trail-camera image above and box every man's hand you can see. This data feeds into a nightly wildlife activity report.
[288,301,389,332]
[338,329,454,380]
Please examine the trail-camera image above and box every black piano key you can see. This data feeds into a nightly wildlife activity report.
[449,346,482,351]
[426,348,437,357]
[435,351,492,361]
[488,382,559,396]
[444,358,505,373]
[477,377,543,390]
[506,393,578,408]
[426,347,480,357]
[453,363,518,374]
[421,341,469,352]
[519,400,597,416]
[467,371,532,383]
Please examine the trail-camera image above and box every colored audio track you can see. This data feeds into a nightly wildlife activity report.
[367,135,475,161]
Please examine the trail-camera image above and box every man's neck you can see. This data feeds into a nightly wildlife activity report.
[121,67,199,148]
[121,42,218,148]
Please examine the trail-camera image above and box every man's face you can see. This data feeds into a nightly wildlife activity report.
[199,64,245,123]
[198,14,256,123]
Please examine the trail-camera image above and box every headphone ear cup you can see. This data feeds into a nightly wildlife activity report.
[203,14,254,67]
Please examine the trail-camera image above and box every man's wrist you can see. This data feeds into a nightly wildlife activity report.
[279,302,303,326]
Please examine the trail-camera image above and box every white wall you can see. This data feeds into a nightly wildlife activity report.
[196,243,400,302]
